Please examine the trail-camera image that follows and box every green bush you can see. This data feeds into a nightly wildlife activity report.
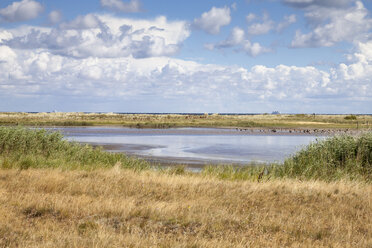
[344,115,357,120]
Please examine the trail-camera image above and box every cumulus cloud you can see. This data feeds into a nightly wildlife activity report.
[242,41,271,57]
[100,0,142,13]
[60,14,101,29]
[290,1,372,47]
[48,11,62,25]
[247,12,296,36]
[0,39,371,112]
[276,14,296,32]
[2,14,190,59]
[335,41,372,82]
[206,27,270,57]
[0,5,371,112]
[0,0,43,22]
[246,13,256,23]
[213,27,245,48]
[247,12,274,36]
[193,6,231,35]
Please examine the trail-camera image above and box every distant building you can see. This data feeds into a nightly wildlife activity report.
[271,111,280,114]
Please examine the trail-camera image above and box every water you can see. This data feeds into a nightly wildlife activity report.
[52,127,324,165]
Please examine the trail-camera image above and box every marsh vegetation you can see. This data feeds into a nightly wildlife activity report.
[0,127,371,247]
[1,127,370,182]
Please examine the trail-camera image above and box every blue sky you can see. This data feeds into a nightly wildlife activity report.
[0,0,371,113]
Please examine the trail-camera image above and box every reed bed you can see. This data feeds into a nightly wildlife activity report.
[0,126,149,171]
[274,132,372,181]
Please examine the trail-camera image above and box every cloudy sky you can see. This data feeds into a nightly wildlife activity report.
[0,0,371,113]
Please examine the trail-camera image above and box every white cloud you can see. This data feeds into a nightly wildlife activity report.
[0,0,43,22]
[334,41,372,81]
[0,40,371,112]
[193,6,231,35]
[242,40,271,57]
[2,14,190,59]
[0,5,371,112]
[100,0,142,13]
[207,27,270,57]
[0,45,17,62]
[213,27,245,48]
[0,30,13,42]
[247,12,274,36]
[60,14,101,29]
[277,14,296,32]
[246,13,256,23]
[290,1,372,47]
[247,12,296,36]
[48,11,62,25]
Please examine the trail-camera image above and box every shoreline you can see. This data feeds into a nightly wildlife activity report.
[1,112,372,130]
[61,126,371,168]
[54,125,370,136]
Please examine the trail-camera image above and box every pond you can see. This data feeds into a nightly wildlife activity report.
[53,127,325,166]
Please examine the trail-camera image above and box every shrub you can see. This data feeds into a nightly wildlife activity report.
[344,115,357,120]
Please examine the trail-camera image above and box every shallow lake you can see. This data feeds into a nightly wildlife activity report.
[53,127,325,166]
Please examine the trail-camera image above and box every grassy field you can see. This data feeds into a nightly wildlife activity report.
[1,112,372,129]
[1,169,371,247]
[0,127,371,247]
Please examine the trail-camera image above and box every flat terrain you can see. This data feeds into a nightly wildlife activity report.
[0,168,371,247]
[1,112,371,130]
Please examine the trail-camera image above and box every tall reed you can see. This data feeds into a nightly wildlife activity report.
[0,127,149,170]
[273,132,372,181]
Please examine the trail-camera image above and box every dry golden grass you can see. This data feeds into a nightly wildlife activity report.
[1,168,371,247]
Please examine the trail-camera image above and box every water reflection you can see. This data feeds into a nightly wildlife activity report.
[56,127,322,165]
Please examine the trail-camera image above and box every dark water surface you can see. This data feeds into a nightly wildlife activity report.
[51,127,325,166]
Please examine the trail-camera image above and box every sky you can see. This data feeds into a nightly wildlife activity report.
[0,0,371,113]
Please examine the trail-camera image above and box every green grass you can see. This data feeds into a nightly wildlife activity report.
[272,132,372,181]
[202,133,372,182]
[0,126,149,171]
[0,126,371,182]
